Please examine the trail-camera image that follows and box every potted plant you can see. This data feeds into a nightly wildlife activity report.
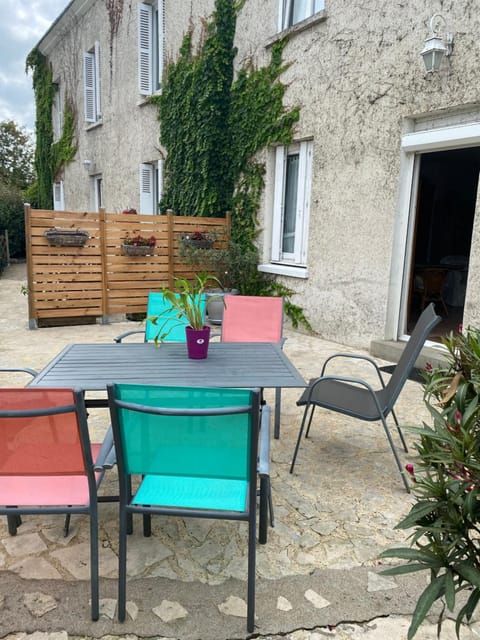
[179,229,215,250]
[44,228,89,247]
[121,232,156,256]
[149,272,222,359]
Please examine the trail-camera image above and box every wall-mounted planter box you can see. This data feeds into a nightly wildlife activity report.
[44,229,89,247]
[121,244,155,256]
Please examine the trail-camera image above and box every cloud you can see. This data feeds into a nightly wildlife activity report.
[0,0,70,132]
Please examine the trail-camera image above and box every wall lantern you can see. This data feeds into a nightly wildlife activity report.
[420,13,454,73]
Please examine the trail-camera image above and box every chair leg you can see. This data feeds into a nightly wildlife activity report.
[89,504,100,621]
[380,415,410,493]
[63,514,71,537]
[259,476,273,545]
[391,409,408,453]
[290,405,311,473]
[7,514,21,536]
[274,388,281,439]
[118,507,128,622]
[143,514,152,537]
[247,511,256,633]
[304,405,316,438]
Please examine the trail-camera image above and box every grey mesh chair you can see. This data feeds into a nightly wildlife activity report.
[290,304,441,492]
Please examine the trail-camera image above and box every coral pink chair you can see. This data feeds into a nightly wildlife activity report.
[0,387,113,621]
[221,295,285,438]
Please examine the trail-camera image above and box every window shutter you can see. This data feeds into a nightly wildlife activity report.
[83,52,96,122]
[53,181,64,211]
[138,3,153,95]
[94,41,101,118]
[271,147,286,261]
[139,163,154,214]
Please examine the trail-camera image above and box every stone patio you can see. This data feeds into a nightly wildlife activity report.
[1,262,478,639]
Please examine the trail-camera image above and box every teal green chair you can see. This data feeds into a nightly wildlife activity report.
[107,383,266,632]
[113,292,207,343]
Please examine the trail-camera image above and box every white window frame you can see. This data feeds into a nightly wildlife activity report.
[93,175,103,211]
[278,0,325,30]
[138,1,164,96]
[83,42,101,123]
[53,181,65,211]
[139,161,162,214]
[271,141,312,267]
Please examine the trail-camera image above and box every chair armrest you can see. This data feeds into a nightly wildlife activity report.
[113,330,144,343]
[93,426,116,470]
[258,405,271,477]
[0,367,38,378]
[321,353,387,388]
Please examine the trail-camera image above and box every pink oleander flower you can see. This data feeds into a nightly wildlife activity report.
[405,464,416,481]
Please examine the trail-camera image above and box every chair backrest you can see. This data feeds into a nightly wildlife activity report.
[384,303,441,408]
[145,292,206,342]
[107,383,260,481]
[221,295,283,343]
[0,388,91,476]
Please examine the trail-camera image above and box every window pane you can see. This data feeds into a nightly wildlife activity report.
[290,0,308,25]
[282,153,299,253]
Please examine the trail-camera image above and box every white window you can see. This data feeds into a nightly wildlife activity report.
[139,161,162,214]
[138,1,164,96]
[83,42,101,123]
[93,175,103,211]
[53,181,65,211]
[271,141,312,266]
[279,0,324,30]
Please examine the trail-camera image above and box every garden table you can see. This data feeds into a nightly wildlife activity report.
[29,342,306,435]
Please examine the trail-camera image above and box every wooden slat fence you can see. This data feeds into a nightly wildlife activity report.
[25,206,230,328]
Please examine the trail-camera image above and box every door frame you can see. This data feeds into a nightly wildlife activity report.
[386,122,480,341]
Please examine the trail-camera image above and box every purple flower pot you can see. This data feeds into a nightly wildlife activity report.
[185,326,211,359]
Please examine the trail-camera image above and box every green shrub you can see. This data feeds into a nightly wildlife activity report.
[380,327,480,639]
[0,182,25,258]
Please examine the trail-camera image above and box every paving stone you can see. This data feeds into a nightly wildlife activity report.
[152,599,189,622]
[217,595,248,618]
[277,595,293,611]
[2,533,47,557]
[9,557,62,579]
[23,592,57,617]
[99,598,117,619]
[367,571,398,592]
[304,589,330,609]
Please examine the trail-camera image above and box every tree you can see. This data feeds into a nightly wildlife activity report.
[0,120,35,190]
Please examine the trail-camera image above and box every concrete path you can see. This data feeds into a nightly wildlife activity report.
[0,262,477,639]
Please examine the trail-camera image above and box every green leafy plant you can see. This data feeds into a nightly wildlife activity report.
[379,327,480,639]
[149,272,222,343]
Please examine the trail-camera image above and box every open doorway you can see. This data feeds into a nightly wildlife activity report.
[407,147,480,339]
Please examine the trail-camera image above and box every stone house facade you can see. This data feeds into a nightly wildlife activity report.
[35,0,480,348]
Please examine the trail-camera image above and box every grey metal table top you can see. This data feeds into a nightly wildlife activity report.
[29,342,306,397]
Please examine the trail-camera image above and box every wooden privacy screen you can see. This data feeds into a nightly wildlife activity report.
[25,206,230,328]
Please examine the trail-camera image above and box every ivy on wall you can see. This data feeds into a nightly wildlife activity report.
[154,0,299,246]
[26,49,77,209]
[153,0,310,329]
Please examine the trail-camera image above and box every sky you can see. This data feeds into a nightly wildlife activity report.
[0,0,71,134]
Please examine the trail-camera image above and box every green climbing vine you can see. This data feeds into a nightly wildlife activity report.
[152,0,310,329]
[26,49,77,209]
[26,49,54,209]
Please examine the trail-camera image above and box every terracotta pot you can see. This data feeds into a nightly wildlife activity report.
[185,325,211,359]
